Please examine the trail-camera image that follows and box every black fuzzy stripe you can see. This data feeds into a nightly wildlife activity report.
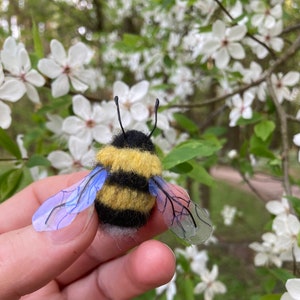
[107,171,149,193]
[95,200,150,228]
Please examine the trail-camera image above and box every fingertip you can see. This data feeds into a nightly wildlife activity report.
[131,240,176,288]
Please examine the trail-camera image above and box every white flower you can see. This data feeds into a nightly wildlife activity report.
[38,39,93,97]
[272,214,300,249]
[113,80,150,123]
[281,279,300,300]
[227,149,238,159]
[175,246,208,274]
[194,265,226,300]
[249,20,283,59]
[0,63,26,129]
[200,20,247,69]
[271,72,300,103]
[1,37,45,103]
[273,214,300,259]
[236,61,267,101]
[156,273,177,300]
[221,205,237,226]
[47,136,95,174]
[62,95,112,145]
[249,232,282,267]
[228,91,254,127]
[169,66,194,97]
[250,2,282,29]
[266,196,290,216]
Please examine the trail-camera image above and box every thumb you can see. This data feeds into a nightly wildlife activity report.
[0,210,98,300]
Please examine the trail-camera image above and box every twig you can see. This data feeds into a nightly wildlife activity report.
[266,76,291,196]
[238,169,267,201]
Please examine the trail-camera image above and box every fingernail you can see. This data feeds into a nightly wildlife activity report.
[48,207,94,244]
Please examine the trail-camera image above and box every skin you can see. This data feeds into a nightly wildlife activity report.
[0,172,176,300]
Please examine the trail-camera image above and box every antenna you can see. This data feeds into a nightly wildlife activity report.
[148,98,159,138]
[114,96,127,138]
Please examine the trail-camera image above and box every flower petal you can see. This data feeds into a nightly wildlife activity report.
[131,102,149,121]
[25,69,45,87]
[48,150,73,169]
[286,278,300,299]
[62,116,86,135]
[38,58,63,78]
[201,39,220,57]
[19,48,31,72]
[0,101,12,129]
[282,72,300,86]
[215,48,230,69]
[228,43,245,59]
[68,136,89,160]
[92,124,112,144]
[213,20,225,39]
[72,95,92,120]
[69,75,89,93]
[25,83,40,104]
[113,81,129,100]
[68,42,89,66]
[51,74,69,97]
[293,133,300,147]
[130,80,149,102]
[0,79,26,101]
[50,39,67,65]
[228,25,247,41]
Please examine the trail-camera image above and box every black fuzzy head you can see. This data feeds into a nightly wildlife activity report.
[112,96,159,153]
[111,130,155,152]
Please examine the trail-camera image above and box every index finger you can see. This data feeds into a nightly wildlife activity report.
[0,171,88,233]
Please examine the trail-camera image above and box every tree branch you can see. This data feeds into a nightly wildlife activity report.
[266,76,291,196]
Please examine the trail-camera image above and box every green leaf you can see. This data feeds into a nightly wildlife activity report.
[286,196,300,216]
[32,19,44,59]
[26,154,51,168]
[188,162,214,186]
[236,111,262,126]
[169,162,193,174]
[260,295,281,300]
[0,168,24,201]
[0,128,22,159]
[162,139,221,170]
[250,135,276,159]
[183,277,195,300]
[268,268,293,283]
[250,146,276,159]
[254,120,275,141]
[115,33,147,52]
[173,113,198,134]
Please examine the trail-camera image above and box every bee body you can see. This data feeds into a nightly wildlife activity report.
[95,130,162,229]
[32,98,213,245]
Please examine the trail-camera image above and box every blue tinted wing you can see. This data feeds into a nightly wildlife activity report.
[149,176,213,245]
[32,166,107,231]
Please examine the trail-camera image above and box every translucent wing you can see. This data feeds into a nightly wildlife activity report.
[149,176,213,245]
[32,166,108,231]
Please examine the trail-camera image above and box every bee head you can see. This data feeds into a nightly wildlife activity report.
[113,96,159,152]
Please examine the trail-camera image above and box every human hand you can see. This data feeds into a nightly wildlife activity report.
[0,172,176,300]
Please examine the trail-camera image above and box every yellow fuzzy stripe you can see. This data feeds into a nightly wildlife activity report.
[96,146,162,178]
[97,185,156,212]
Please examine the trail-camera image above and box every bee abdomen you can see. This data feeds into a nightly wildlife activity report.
[107,170,149,193]
[95,201,150,228]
